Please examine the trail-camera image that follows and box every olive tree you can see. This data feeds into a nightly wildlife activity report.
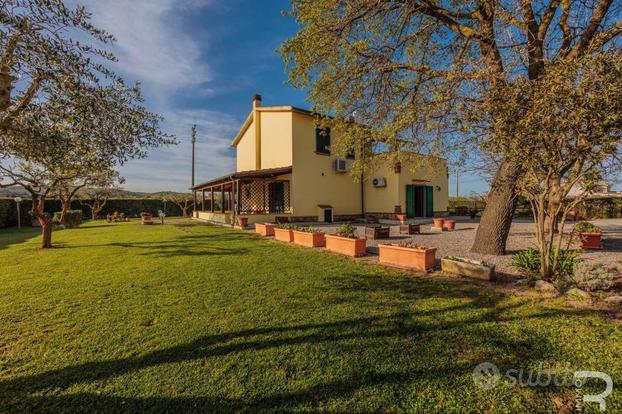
[489,52,622,280]
[0,0,117,134]
[282,0,622,255]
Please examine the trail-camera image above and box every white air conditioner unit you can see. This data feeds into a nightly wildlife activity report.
[333,158,348,173]
[372,177,387,187]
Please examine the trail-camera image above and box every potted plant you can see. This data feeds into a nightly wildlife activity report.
[274,223,294,242]
[236,216,249,227]
[255,222,275,237]
[378,240,436,272]
[325,224,366,257]
[395,213,407,223]
[574,221,602,250]
[441,256,495,281]
[292,226,326,247]
[432,217,445,228]
[443,219,456,231]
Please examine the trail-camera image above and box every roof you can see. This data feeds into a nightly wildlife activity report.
[191,166,292,190]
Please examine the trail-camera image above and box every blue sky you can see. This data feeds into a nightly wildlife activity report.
[76,0,485,195]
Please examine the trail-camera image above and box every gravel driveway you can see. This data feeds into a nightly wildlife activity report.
[314,218,622,277]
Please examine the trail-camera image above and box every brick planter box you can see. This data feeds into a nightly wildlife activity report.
[399,223,421,235]
[274,227,294,242]
[255,223,275,236]
[378,244,436,272]
[325,235,367,257]
[579,233,602,250]
[441,257,495,281]
[292,230,326,247]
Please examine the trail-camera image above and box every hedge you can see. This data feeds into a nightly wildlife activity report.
[0,198,191,228]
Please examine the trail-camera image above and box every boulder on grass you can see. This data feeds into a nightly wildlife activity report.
[604,295,622,305]
[535,280,557,294]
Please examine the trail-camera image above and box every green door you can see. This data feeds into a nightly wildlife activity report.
[406,185,415,218]
[425,186,434,217]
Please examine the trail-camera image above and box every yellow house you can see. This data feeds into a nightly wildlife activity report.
[191,95,448,225]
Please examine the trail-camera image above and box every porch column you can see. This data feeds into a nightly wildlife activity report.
[193,191,198,215]
[228,182,233,212]
[235,180,241,215]
[221,184,225,213]
[211,187,215,212]
[201,190,205,211]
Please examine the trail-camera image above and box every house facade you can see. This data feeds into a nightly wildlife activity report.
[191,95,448,225]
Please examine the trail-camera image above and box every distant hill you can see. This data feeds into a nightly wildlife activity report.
[0,187,191,199]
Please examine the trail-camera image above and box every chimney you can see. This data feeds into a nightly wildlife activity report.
[252,93,262,109]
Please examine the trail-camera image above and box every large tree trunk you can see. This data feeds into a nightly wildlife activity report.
[60,200,71,225]
[40,217,52,248]
[471,160,522,255]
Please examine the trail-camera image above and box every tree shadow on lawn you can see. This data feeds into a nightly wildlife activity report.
[0,227,41,250]
[59,233,254,258]
[0,277,602,413]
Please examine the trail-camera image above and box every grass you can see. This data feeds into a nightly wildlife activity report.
[0,219,620,413]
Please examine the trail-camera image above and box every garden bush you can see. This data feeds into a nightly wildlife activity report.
[0,198,188,228]
[512,247,578,281]
[334,223,356,238]
[566,261,615,291]
[52,210,82,228]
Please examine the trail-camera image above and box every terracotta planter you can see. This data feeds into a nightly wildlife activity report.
[441,257,495,281]
[325,235,367,257]
[141,213,153,225]
[378,244,437,272]
[395,213,407,223]
[255,223,275,236]
[443,219,456,231]
[433,218,445,228]
[274,227,294,242]
[580,232,602,250]
[236,216,249,227]
[292,230,326,247]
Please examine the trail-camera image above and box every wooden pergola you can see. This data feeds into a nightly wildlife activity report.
[190,166,292,222]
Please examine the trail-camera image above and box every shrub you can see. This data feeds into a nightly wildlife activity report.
[52,210,82,228]
[106,212,128,223]
[566,261,615,291]
[574,221,601,234]
[397,240,428,249]
[512,247,578,281]
[277,222,294,229]
[334,223,357,238]
[296,226,322,233]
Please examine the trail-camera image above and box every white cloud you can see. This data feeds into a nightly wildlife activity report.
[82,0,213,94]
[68,0,239,192]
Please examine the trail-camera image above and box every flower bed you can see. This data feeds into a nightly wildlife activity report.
[274,226,294,242]
[255,223,275,237]
[325,224,366,257]
[378,241,436,272]
[292,228,326,247]
[441,256,495,281]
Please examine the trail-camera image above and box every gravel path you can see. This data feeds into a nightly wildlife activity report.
[314,218,622,277]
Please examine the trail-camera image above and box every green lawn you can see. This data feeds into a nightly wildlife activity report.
[0,220,620,413]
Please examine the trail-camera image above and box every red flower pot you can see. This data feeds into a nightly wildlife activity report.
[433,218,445,228]
[274,227,294,242]
[236,216,248,227]
[395,213,407,223]
[292,230,325,247]
[443,220,456,231]
[580,232,602,250]
[255,223,275,236]
[325,235,367,257]
[378,244,437,272]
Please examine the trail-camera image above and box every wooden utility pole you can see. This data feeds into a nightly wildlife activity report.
[191,124,197,187]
